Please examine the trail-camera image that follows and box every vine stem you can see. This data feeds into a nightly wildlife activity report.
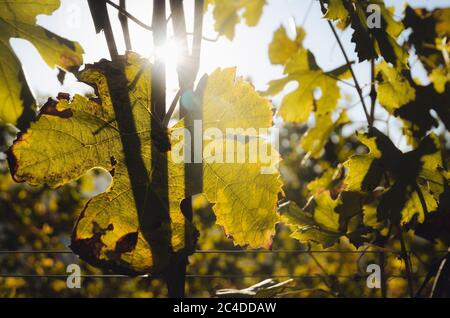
[164,0,205,298]
[118,0,132,51]
[369,57,377,128]
[308,250,345,297]
[151,0,167,122]
[398,226,414,297]
[319,0,371,125]
[169,0,190,91]
[88,0,118,60]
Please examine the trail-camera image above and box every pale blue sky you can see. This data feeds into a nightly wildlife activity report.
[10,0,450,149]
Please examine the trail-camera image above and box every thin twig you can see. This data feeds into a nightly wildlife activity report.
[169,0,190,91]
[308,251,344,297]
[162,90,181,127]
[189,0,204,89]
[319,0,371,124]
[324,72,356,88]
[151,0,167,122]
[106,0,152,31]
[369,57,377,127]
[91,1,118,60]
[300,0,314,27]
[398,226,414,297]
[186,32,219,43]
[118,0,132,51]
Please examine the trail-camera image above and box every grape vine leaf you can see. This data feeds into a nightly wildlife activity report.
[204,0,266,40]
[280,199,341,248]
[268,25,305,65]
[8,53,195,274]
[430,68,450,94]
[8,53,282,273]
[322,0,408,66]
[279,191,367,248]
[415,182,450,244]
[395,83,450,143]
[323,0,348,29]
[403,6,450,73]
[375,62,416,113]
[0,0,84,127]
[374,63,450,142]
[301,111,349,159]
[307,165,343,197]
[265,46,350,123]
[375,66,450,142]
[196,67,282,248]
[344,127,445,225]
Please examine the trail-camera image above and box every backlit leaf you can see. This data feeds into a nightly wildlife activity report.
[8,53,195,274]
[201,68,282,248]
[323,0,408,66]
[280,200,341,248]
[205,0,266,40]
[268,25,305,65]
[344,127,445,225]
[265,45,350,123]
[375,62,416,112]
[8,54,283,272]
[0,0,83,126]
[404,6,450,73]
[301,111,349,159]
[280,192,366,249]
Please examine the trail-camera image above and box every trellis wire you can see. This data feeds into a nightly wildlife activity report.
[0,274,429,279]
[0,249,444,280]
[1,249,447,254]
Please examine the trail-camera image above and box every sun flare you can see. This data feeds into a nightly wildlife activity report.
[155,39,180,65]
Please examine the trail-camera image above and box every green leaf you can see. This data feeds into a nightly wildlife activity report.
[430,68,450,94]
[323,0,348,25]
[0,0,83,126]
[363,204,386,230]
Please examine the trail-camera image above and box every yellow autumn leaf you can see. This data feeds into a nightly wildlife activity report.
[301,111,349,159]
[376,62,416,112]
[201,68,282,248]
[9,53,195,274]
[323,0,408,66]
[9,54,283,272]
[265,47,350,123]
[205,0,266,40]
[268,25,305,65]
[343,128,444,225]
[429,68,450,93]
[0,0,83,126]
